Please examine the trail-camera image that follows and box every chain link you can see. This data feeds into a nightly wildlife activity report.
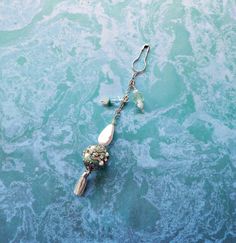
[111,45,150,124]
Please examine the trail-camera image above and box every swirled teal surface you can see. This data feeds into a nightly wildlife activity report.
[0,0,236,242]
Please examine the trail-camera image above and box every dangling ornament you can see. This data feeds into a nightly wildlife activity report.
[74,44,150,196]
[133,88,144,112]
[98,123,115,146]
[74,144,109,196]
[74,170,90,196]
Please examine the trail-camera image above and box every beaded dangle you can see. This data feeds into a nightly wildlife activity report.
[74,44,150,196]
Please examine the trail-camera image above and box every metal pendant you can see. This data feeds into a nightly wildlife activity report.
[74,144,109,196]
[74,44,150,196]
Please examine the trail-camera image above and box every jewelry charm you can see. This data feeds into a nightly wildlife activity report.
[98,123,115,146]
[74,44,150,196]
[101,96,127,106]
[74,144,109,196]
[83,144,109,170]
[133,88,144,112]
[101,97,112,106]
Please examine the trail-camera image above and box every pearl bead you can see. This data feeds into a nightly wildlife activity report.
[98,124,115,146]
[99,161,104,166]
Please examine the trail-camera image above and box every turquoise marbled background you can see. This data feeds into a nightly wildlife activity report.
[0,0,236,242]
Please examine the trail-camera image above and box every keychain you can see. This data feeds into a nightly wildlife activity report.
[74,44,150,196]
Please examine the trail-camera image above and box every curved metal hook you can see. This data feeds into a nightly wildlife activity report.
[132,44,150,76]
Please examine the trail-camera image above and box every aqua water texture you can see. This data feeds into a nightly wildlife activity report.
[0,0,236,242]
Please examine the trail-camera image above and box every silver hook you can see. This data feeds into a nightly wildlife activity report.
[132,44,150,76]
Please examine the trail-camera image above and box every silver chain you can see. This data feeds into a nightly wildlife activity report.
[112,44,150,124]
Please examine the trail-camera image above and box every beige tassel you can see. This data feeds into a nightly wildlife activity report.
[74,170,91,196]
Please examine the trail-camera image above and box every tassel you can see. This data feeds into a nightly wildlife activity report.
[74,170,91,196]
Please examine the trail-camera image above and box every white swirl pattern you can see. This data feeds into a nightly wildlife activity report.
[0,0,236,242]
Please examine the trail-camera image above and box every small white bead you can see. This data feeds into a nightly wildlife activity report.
[99,161,104,166]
